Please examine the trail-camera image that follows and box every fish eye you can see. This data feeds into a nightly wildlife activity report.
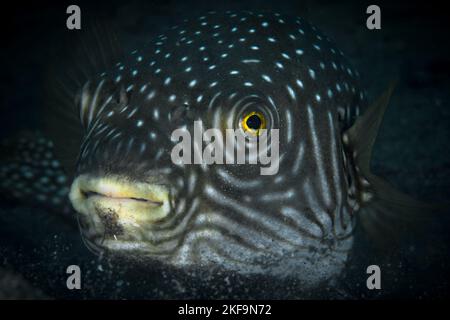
[241,111,266,136]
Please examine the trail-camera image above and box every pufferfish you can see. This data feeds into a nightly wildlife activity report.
[0,11,427,287]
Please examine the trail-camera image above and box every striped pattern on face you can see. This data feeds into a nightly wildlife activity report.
[72,11,366,283]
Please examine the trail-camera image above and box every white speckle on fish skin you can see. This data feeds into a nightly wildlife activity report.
[120,105,128,114]
[281,53,291,60]
[296,79,304,89]
[185,66,192,72]
[287,85,296,100]
[164,77,171,86]
[169,95,176,102]
[267,37,276,43]
[153,109,160,121]
[136,119,144,127]
[262,74,272,83]
[127,107,137,119]
[327,89,334,98]
[230,70,239,75]
[139,142,147,154]
[261,21,269,27]
[189,79,198,87]
[309,68,316,80]
[242,59,260,64]
[140,84,147,93]
[147,90,156,100]
[295,49,304,55]
[315,94,321,102]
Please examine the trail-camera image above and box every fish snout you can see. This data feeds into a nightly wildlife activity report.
[69,174,171,244]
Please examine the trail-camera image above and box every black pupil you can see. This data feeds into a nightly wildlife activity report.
[246,114,262,130]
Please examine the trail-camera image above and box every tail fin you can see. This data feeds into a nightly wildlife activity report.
[343,82,447,247]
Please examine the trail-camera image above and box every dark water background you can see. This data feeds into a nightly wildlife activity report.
[0,0,449,299]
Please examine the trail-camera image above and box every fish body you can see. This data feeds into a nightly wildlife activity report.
[1,11,422,288]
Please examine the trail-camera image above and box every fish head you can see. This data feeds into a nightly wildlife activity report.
[67,11,366,281]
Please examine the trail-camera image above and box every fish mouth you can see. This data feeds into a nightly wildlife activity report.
[69,174,171,249]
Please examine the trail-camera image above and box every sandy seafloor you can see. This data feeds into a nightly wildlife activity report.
[0,0,449,299]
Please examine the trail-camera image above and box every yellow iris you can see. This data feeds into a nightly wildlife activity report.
[241,111,266,136]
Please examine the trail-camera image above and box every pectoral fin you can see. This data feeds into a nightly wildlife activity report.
[343,82,444,247]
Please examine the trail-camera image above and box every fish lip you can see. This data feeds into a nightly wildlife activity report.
[70,174,170,205]
[80,189,164,206]
[69,174,172,235]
